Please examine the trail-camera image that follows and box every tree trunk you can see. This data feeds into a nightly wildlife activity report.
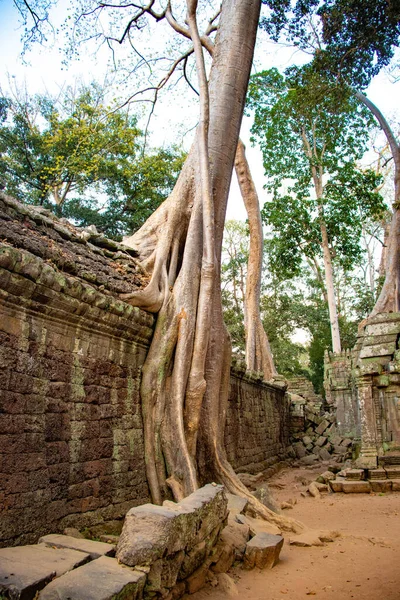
[234,139,277,380]
[355,91,400,316]
[122,0,302,533]
[319,216,342,353]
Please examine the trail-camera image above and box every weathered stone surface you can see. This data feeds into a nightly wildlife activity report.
[252,485,280,513]
[367,468,387,480]
[319,447,332,462]
[63,528,85,539]
[216,573,239,597]
[391,480,400,491]
[226,493,248,515]
[293,442,306,459]
[333,445,349,455]
[316,436,327,447]
[345,469,364,481]
[329,478,344,492]
[186,564,209,594]
[210,543,235,574]
[39,534,115,560]
[316,471,335,484]
[340,438,353,447]
[146,551,184,594]
[38,556,145,600]
[385,467,400,479]
[300,454,318,465]
[308,482,321,499]
[315,419,330,435]
[369,480,392,493]
[313,482,328,493]
[116,484,227,567]
[341,481,371,493]
[235,514,281,536]
[220,522,250,559]
[0,545,90,600]
[289,532,324,547]
[179,542,207,580]
[243,533,284,569]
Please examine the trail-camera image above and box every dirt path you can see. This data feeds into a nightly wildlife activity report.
[188,465,400,600]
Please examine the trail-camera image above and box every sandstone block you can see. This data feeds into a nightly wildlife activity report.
[235,513,281,536]
[345,469,364,481]
[0,545,90,600]
[341,481,371,493]
[210,543,235,573]
[367,468,387,480]
[300,455,318,465]
[179,542,206,580]
[116,484,227,567]
[38,556,145,600]
[315,419,330,435]
[216,573,239,597]
[319,447,332,462]
[220,522,250,559]
[186,564,209,594]
[329,479,344,492]
[333,445,348,455]
[146,551,184,593]
[289,532,324,547]
[293,442,307,459]
[369,480,392,493]
[391,480,400,491]
[253,485,280,513]
[308,482,320,498]
[39,534,115,560]
[226,493,248,515]
[302,436,312,446]
[243,533,284,569]
[316,436,327,447]
[385,467,400,479]
[340,438,353,447]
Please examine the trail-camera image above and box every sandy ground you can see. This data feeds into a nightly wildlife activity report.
[188,465,400,600]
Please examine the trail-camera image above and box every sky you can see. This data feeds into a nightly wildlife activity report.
[0,0,399,224]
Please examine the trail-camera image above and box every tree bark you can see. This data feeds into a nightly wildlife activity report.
[355,90,400,316]
[234,139,277,379]
[122,0,303,533]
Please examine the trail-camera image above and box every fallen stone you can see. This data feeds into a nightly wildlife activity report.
[252,485,280,513]
[226,493,248,515]
[316,471,335,484]
[340,438,353,447]
[302,436,313,446]
[164,581,186,600]
[345,469,364,481]
[319,447,332,462]
[216,573,239,597]
[293,442,307,459]
[313,482,328,493]
[280,502,293,510]
[369,480,392,493]
[318,531,340,543]
[367,468,387,480]
[341,481,371,493]
[235,514,281,536]
[146,551,185,593]
[308,482,321,498]
[0,545,90,600]
[333,445,348,455]
[63,528,85,540]
[316,436,328,447]
[38,556,145,600]
[220,522,250,559]
[179,542,206,580]
[186,564,209,594]
[300,455,318,465]
[385,467,400,479]
[39,534,115,560]
[116,484,227,567]
[329,478,344,492]
[289,532,324,547]
[210,543,235,574]
[315,419,330,435]
[243,533,284,569]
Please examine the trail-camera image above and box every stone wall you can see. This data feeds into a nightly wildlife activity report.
[225,368,290,473]
[324,350,359,438]
[0,195,289,547]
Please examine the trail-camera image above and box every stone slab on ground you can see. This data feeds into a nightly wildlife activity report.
[0,545,90,600]
[38,556,145,600]
[243,533,284,569]
[329,478,345,493]
[368,468,387,480]
[342,481,371,493]
[289,531,324,547]
[346,469,364,481]
[39,534,116,560]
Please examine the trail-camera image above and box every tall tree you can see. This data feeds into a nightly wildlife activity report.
[14,0,302,531]
[247,65,385,352]
[260,0,400,317]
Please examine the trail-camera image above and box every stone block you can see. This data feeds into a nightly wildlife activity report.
[367,468,387,480]
[116,484,227,567]
[319,447,332,462]
[315,419,330,435]
[345,469,364,481]
[300,455,318,465]
[235,513,281,536]
[179,542,206,579]
[38,556,145,600]
[302,436,312,446]
[210,543,235,574]
[186,564,209,594]
[333,445,348,455]
[289,532,324,547]
[316,471,335,484]
[341,481,371,493]
[369,480,392,493]
[39,534,115,560]
[226,493,248,515]
[145,551,184,593]
[385,467,400,479]
[329,479,344,493]
[252,485,280,513]
[340,438,353,447]
[391,480,400,491]
[316,436,327,447]
[220,521,250,559]
[243,533,284,569]
[0,545,90,600]
[293,442,306,459]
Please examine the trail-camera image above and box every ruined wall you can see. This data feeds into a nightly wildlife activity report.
[324,350,360,438]
[0,195,289,547]
[225,367,290,473]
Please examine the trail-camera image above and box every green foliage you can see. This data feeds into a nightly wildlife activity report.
[0,84,185,238]
[247,65,386,296]
[260,0,400,88]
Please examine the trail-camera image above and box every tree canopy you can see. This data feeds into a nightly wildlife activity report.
[0,83,185,238]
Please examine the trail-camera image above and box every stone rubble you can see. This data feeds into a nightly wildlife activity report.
[0,484,285,600]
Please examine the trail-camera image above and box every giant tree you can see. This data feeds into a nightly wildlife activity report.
[13,0,301,531]
[260,0,400,317]
[247,65,385,352]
